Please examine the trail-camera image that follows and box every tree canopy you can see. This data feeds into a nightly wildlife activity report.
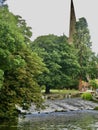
[31,34,80,93]
[73,17,98,89]
[0,6,46,121]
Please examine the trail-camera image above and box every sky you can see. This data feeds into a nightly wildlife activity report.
[7,0,98,54]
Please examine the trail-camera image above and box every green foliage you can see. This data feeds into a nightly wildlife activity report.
[15,15,32,43]
[94,106,98,110]
[0,6,46,121]
[31,34,80,93]
[0,69,4,89]
[87,54,98,79]
[74,17,98,81]
[89,79,98,89]
[81,92,92,101]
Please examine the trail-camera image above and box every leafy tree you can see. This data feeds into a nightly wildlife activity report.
[73,17,97,90]
[15,15,32,43]
[31,35,80,93]
[87,53,98,79]
[0,6,46,121]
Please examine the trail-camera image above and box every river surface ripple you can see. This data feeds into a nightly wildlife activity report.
[1,98,98,130]
[17,98,98,130]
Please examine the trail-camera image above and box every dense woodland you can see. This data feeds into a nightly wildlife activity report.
[0,1,98,121]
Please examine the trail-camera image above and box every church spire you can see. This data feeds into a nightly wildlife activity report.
[68,0,76,43]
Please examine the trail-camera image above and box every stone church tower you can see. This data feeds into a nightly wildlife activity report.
[68,0,76,43]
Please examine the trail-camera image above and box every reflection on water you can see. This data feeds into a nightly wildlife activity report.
[1,110,98,130]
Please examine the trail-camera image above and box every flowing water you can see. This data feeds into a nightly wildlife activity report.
[1,98,98,130]
[1,110,98,130]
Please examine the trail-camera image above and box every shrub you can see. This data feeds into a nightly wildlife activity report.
[89,79,98,89]
[94,106,98,110]
[81,92,92,101]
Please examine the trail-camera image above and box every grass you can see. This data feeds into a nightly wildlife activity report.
[41,89,79,94]
[41,89,79,99]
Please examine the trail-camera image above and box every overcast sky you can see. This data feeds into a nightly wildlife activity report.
[7,0,98,54]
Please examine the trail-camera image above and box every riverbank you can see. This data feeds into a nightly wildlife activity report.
[27,98,98,114]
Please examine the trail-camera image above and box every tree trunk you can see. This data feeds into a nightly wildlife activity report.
[45,86,50,94]
[79,77,82,91]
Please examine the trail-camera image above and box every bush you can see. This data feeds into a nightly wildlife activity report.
[89,79,98,89]
[94,106,98,110]
[81,92,92,101]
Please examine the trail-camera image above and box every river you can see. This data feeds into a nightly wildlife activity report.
[1,98,98,130]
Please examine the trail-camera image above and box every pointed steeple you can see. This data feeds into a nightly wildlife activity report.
[68,0,76,43]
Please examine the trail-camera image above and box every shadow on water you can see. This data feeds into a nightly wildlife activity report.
[1,110,98,130]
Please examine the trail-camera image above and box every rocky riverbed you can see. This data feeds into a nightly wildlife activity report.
[27,98,98,114]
